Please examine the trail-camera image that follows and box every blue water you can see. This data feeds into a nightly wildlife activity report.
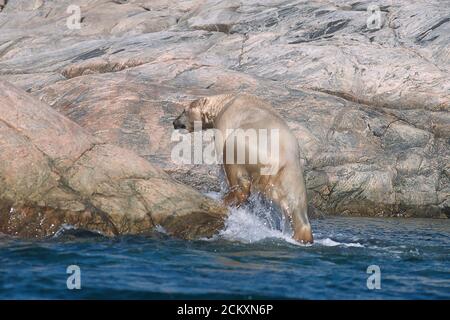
[0,205,449,299]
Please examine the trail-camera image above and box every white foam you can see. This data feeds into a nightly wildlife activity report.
[206,192,364,248]
[315,238,364,247]
[155,225,168,235]
[52,224,76,238]
[52,224,105,238]
[204,191,222,200]
[219,206,301,245]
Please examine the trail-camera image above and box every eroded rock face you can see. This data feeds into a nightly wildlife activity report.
[0,0,448,218]
[0,80,227,238]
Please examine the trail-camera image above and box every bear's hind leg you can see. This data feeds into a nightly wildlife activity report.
[263,168,313,244]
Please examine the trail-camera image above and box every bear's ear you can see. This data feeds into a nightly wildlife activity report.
[189,99,199,109]
[189,97,204,110]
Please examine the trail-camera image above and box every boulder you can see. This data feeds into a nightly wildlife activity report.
[0,80,227,238]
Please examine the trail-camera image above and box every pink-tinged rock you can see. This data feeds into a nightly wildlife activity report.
[0,80,227,239]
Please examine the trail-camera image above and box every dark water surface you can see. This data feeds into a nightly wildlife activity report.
[0,215,449,299]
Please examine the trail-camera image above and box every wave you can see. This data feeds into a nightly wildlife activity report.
[52,224,105,239]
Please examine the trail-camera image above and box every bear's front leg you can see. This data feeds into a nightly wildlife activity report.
[223,185,250,207]
[223,164,251,207]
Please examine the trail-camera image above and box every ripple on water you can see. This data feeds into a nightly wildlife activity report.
[0,192,449,299]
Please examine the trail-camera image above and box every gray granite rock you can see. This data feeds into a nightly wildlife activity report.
[0,0,448,218]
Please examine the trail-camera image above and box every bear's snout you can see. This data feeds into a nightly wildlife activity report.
[173,119,186,129]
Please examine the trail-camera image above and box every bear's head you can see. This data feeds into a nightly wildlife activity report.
[173,97,213,132]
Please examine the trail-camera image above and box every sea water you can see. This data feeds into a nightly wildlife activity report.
[0,194,449,299]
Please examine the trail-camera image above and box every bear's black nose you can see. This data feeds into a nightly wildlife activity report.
[173,120,186,129]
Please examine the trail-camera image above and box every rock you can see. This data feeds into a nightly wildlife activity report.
[0,80,227,239]
[184,0,241,33]
[0,0,448,218]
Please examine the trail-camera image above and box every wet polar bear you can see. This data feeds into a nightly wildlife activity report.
[173,94,313,244]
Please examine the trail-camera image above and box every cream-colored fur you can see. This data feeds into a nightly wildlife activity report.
[173,94,313,243]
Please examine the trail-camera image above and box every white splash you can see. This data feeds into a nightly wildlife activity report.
[219,206,300,245]
[52,224,76,238]
[154,225,168,235]
[314,237,364,248]
[205,191,364,248]
[52,224,105,238]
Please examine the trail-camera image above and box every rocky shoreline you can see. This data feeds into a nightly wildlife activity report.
[0,0,448,238]
[0,80,227,239]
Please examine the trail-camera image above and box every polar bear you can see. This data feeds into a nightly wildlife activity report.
[173,94,313,244]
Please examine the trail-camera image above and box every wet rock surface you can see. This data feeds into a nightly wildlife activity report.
[0,0,448,219]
